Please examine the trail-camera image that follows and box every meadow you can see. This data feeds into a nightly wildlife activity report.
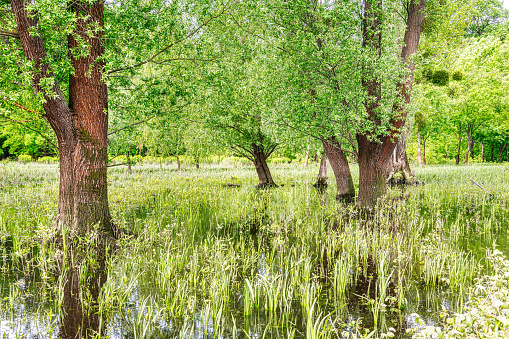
[0,161,508,338]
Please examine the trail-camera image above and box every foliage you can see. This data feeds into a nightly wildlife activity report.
[412,248,509,338]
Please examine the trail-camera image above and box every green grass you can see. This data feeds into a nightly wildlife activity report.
[0,161,508,338]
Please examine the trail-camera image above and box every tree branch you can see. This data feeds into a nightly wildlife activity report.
[107,2,233,75]
[0,30,19,39]
[0,114,57,149]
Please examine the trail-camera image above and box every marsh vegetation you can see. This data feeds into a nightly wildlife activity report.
[1,162,508,338]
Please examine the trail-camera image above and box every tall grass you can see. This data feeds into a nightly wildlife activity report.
[0,162,508,338]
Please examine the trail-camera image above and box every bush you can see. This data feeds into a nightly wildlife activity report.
[451,71,463,81]
[431,70,449,86]
[37,156,58,164]
[17,154,32,163]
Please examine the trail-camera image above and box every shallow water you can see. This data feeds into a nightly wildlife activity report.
[1,163,508,338]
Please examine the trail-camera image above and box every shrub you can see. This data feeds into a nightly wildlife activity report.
[37,156,58,164]
[431,70,449,86]
[452,71,463,81]
[18,154,32,163]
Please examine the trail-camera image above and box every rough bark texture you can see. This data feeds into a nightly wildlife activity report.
[12,1,113,337]
[386,133,414,182]
[356,0,426,209]
[314,153,328,188]
[321,137,355,202]
[252,144,276,188]
[12,0,113,236]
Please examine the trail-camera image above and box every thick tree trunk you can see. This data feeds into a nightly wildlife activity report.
[386,133,414,182]
[313,153,328,188]
[252,144,276,188]
[12,1,113,337]
[357,0,426,210]
[321,137,355,202]
[357,136,389,209]
[417,132,423,167]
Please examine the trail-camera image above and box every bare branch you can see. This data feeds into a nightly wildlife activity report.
[0,30,19,39]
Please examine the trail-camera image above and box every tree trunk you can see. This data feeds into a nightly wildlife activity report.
[357,136,390,209]
[313,153,328,188]
[386,132,415,183]
[321,137,355,202]
[417,132,423,167]
[252,144,276,188]
[357,0,426,210]
[195,157,199,169]
[176,154,181,172]
[456,127,462,165]
[12,1,113,337]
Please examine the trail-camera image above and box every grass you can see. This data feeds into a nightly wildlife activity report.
[0,161,508,338]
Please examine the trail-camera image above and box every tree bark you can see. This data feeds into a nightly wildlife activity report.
[386,132,414,182]
[321,137,355,202]
[12,1,113,337]
[356,0,426,209]
[176,153,181,172]
[252,144,276,188]
[12,0,113,236]
[313,153,328,188]
[417,132,423,167]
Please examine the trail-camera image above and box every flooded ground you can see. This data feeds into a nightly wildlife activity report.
[1,163,508,338]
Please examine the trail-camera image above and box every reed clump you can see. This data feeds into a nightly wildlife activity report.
[0,162,508,338]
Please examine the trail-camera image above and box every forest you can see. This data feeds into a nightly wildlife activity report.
[0,0,509,338]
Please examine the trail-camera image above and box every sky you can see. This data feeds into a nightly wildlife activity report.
[505,0,509,9]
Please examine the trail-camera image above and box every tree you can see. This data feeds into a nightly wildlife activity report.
[468,0,508,37]
[355,0,427,209]
[202,52,280,187]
